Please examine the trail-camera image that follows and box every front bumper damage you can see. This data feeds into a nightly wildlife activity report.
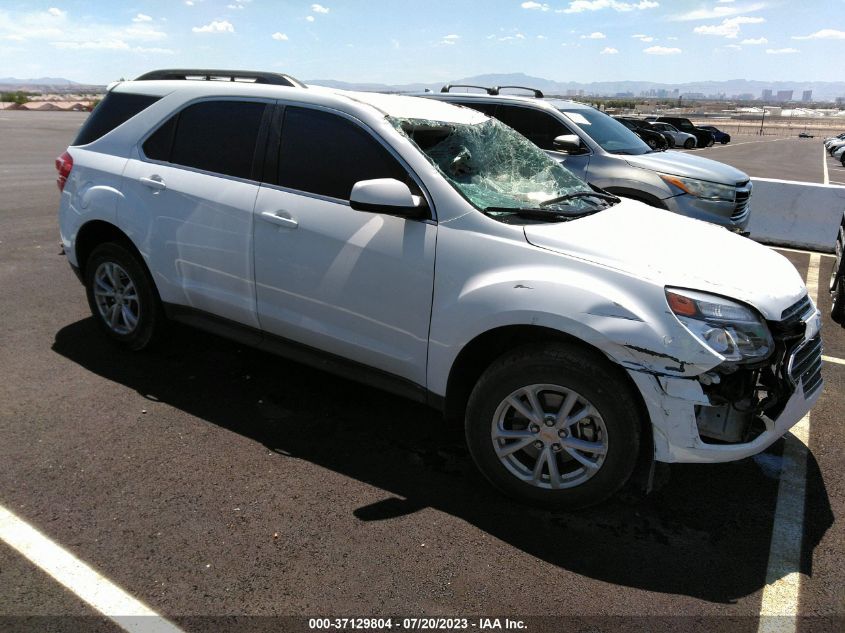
[628,297,823,464]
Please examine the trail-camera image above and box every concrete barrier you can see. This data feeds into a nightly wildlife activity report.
[748,177,845,253]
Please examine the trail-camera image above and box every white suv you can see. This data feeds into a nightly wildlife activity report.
[57,69,823,508]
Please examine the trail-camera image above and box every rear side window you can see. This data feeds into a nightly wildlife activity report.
[276,107,408,200]
[494,106,571,150]
[147,100,267,180]
[73,92,160,146]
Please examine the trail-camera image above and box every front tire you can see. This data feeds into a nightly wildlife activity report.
[84,242,163,350]
[464,343,641,509]
[683,138,695,149]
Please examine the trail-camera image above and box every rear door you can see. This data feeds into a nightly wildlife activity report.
[119,98,271,327]
[252,105,436,386]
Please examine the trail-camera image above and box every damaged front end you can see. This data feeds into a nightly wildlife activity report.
[693,293,822,445]
[631,291,823,463]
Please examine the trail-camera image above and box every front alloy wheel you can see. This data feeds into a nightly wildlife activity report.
[492,384,608,489]
[465,343,641,509]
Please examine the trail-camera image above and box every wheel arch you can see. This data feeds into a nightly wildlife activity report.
[603,187,669,210]
[442,324,655,488]
[75,220,146,281]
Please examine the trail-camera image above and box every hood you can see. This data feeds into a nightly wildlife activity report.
[523,200,805,320]
[624,150,748,184]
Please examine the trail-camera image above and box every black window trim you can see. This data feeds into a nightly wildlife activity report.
[260,102,437,223]
[137,95,275,185]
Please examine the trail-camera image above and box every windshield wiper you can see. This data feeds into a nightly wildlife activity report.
[483,207,595,222]
[539,190,621,207]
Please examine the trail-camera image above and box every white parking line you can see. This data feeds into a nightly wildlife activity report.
[822,355,845,366]
[0,504,185,633]
[701,138,789,150]
[823,146,829,185]
[757,253,819,633]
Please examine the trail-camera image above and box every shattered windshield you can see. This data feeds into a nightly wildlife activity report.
[392,116,615,222]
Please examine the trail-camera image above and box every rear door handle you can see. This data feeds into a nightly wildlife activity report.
[139,175,166,191]
[260,211,299,229]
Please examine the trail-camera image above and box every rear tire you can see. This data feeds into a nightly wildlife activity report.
[832,237,845,324]
[683,138,695,149]
[721,139,729,144]
[84,242,163,350]
[464,343,641,509]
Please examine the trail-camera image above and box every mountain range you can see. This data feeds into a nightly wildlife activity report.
[3,73,845,101]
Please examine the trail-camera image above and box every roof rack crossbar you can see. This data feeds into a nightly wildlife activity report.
[440,84,498,95]
[493,85,544,98]
[134,69,305,88]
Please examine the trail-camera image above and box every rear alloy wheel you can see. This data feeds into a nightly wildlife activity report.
[465,343,641,509]
[647,138,658,149]
[683,138,695,150]
[84,242,162,350]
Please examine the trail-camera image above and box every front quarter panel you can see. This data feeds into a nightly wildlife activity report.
[426,212,722,397]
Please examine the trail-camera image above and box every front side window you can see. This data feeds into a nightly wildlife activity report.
[394,116,612,222]
[494,106,571,150]
[558,108,651,155]
[276,107,409,200]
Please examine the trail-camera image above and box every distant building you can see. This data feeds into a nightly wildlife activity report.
[802,90,813,102]
[761,89,773,101]
[776,89,793,101]
[736,93,755,101]
[837,97,845,105]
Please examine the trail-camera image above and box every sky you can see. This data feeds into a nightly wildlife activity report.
[0,0,844,85]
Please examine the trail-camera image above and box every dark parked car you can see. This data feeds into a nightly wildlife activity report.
[798,132,815,138]
[655,117,715,148]
[831,211,845,325]
[699,125,731,144]
[613,117,669,150]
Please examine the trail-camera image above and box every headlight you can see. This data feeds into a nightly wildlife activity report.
[659,174,735,202]
[666,288,774,363]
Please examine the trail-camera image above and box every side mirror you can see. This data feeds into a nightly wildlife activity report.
[349,178,427,219]
[553,134,584,154]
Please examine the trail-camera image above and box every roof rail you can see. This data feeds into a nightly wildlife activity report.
[440,84,498,95]
[134,69,306,88]
[493,85,544,98]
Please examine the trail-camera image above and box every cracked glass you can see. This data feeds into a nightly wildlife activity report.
[392,116,604,219]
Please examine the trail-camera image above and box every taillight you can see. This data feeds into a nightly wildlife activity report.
[55,150,73,192]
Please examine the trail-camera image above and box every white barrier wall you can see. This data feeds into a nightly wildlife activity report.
[748,177,845,253]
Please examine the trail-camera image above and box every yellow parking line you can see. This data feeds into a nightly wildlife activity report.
[822,355,845,366]
[757,253,820,633]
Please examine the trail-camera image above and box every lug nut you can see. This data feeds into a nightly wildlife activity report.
[533,441,543,449]
[544,417,555,427]
[552,443,562,452]
[558,429,568,438]
[529,424,540,433]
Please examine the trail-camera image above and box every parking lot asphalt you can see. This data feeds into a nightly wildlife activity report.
[0,112,842,632]
[679,133,829,184]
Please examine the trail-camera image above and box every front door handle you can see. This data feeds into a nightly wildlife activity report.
[260,211,299,229]
[139,175,166,191]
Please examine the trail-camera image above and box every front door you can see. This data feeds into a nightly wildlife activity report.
[253,106,436,386]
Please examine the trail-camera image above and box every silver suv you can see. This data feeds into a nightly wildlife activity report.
[57,70,820,509]
[425,87,751,231]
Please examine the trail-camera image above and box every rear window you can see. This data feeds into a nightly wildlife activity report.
[73,92,160,146]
